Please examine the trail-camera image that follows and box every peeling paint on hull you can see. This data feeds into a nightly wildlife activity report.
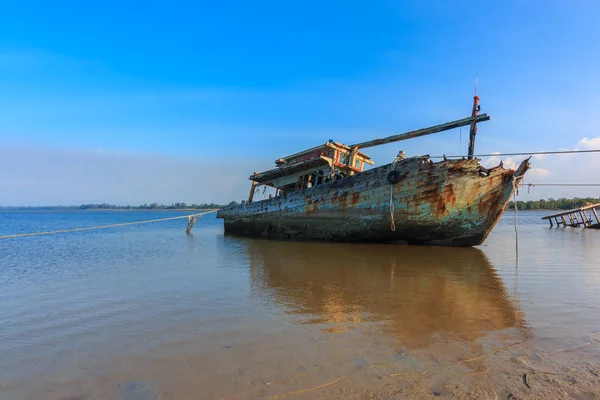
[217,157,530,246]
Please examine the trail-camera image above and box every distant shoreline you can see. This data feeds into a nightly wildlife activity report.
[0,202,231,211]
[0,208,220,212]
[0,208,577,213]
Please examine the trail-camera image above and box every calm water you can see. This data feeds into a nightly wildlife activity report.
[1,211,600,399]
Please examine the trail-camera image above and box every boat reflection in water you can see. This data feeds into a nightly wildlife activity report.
[247,240,526,347]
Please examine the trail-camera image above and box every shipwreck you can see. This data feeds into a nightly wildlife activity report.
[217,97,530,246]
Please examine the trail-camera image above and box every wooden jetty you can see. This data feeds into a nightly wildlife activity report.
[542,203,600,229]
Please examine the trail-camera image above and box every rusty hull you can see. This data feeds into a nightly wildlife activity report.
[217,157,530,246]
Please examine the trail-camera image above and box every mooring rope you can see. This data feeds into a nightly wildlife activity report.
[512,175,525,260]
[0,210,219,239]
[389,185,396,232]
[522,183,600,187]
[389,157,399,232]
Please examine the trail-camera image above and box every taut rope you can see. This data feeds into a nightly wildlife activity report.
[0,210,219,239]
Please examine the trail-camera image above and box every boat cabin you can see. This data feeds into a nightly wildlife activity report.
[247,140,374,203]
[245,96,491,204]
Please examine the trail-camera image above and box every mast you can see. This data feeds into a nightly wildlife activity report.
[467,82,480,160]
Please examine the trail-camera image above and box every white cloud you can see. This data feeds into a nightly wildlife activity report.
[512,136,600,200]
[482,155,518,170]
[479,135,600,200]
[576,136,600,150]
[528,168,550,177]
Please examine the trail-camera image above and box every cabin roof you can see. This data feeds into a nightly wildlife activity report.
[275,141,372,165]
[251,156,331,184]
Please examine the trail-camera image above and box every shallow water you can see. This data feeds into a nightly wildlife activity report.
[1,210,600,399]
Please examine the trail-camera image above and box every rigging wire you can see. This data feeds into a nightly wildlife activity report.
[430,149,600,158]
[521,183,600,187]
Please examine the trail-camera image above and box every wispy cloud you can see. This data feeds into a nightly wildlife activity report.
[577,137,600,149]
[0,146,259,206]
[470,130,600,200]
[484,136,600,200]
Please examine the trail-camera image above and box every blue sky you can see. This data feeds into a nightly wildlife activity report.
[1,1,600,205]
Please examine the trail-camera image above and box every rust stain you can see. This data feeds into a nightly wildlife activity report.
[398,171,410,182]
[330,190,340,206]
[338,193,348,208]
[446,184,456,206]
[436,195,447,216]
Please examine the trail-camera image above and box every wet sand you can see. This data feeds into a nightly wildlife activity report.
[1,211,600,399]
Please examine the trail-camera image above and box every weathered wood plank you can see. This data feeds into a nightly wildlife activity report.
[351,114,490,149]
[579,211,588,226]
[593,208,600,224]
[248,181,258,203]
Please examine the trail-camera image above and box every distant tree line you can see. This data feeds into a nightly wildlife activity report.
[508,197,600,210]
[0,201,240,211]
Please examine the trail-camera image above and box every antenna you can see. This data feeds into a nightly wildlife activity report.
[474,78,478,96]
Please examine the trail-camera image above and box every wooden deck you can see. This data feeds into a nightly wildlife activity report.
[542,203,600,229]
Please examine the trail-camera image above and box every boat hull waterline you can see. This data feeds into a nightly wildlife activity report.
[217,157,530,246]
